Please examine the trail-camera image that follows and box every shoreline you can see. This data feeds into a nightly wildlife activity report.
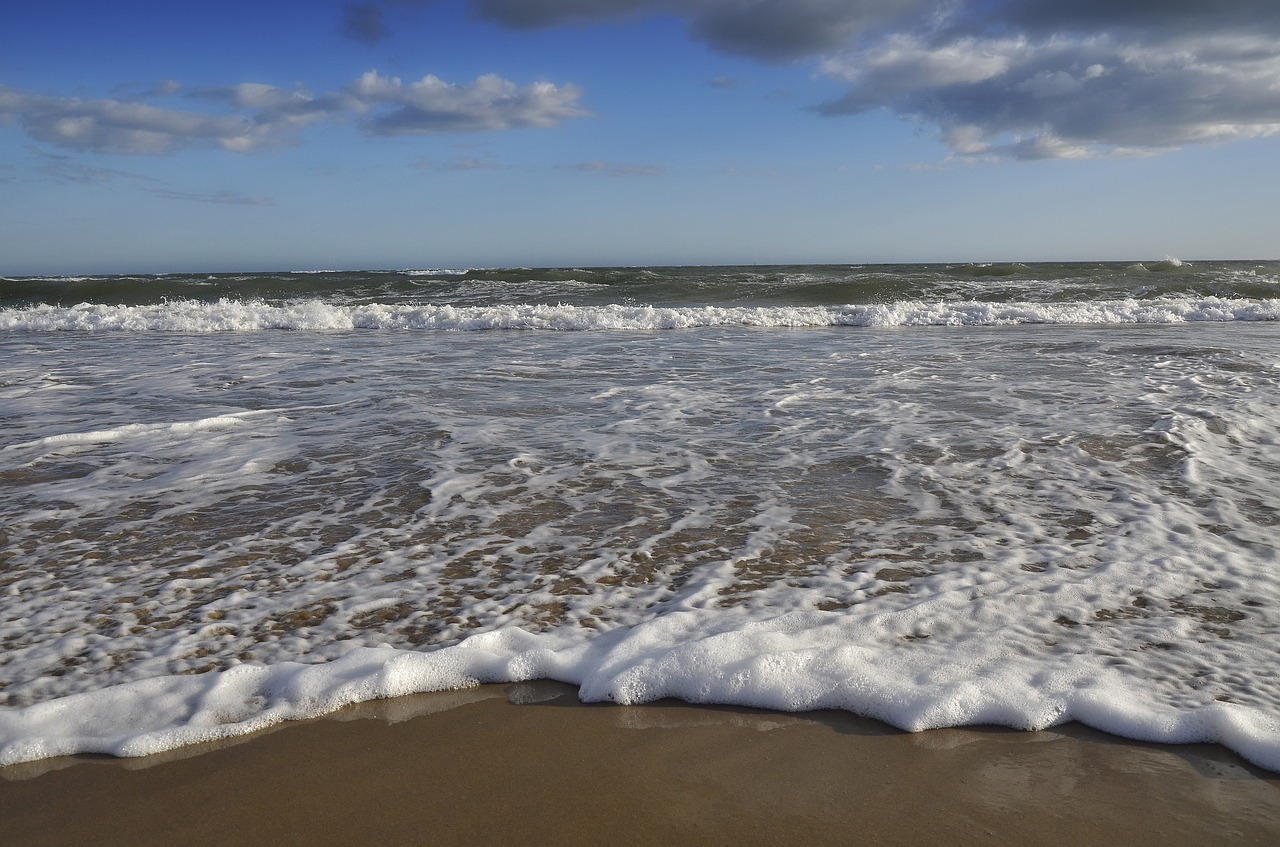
[3,682,1279,846]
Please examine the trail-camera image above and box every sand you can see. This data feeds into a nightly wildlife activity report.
[3,681,1279,846]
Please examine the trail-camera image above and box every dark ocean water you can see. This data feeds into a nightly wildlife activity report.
[4,260,1280,312]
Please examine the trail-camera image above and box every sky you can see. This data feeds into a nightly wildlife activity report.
[2,0,1279,273]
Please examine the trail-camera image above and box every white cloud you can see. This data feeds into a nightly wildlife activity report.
[818,32,1280,160]
[1015,70,1085,98]
[349,71,587,134]
[0,86,255,154]
[856,35,1023,88]
[0,71,588,155]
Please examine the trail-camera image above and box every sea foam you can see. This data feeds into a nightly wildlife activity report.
[3,616,1280,771]
[0,297,1277,332]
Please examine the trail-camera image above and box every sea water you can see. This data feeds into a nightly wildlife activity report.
[1,262,1279,768]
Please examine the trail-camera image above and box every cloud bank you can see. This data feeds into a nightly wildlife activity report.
[397,0,1280,160]
[0,72,587,155]
[816,27,1280,160]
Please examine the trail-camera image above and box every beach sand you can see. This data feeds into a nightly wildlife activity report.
[3,681,1278,846]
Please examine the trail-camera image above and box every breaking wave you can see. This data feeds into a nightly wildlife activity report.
[2,297,1277,332]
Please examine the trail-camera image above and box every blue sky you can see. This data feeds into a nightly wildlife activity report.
[2,1,1279,273]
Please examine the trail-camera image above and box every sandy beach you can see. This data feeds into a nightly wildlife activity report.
[3,682,1278,846]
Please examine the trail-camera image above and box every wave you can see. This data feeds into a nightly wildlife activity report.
[4,616,1280,770]
[0,297,1277,332]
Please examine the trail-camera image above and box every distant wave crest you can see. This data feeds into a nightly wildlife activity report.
[1,297,1277,332]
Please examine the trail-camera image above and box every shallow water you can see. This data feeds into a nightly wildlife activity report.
[2,263,1279,768]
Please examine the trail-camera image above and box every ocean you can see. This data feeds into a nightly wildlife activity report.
[1,260,1279,769]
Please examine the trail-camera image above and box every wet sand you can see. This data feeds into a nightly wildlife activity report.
[3,682,1279,846]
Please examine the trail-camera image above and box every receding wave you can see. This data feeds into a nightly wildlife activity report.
[1,297,1277,332]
